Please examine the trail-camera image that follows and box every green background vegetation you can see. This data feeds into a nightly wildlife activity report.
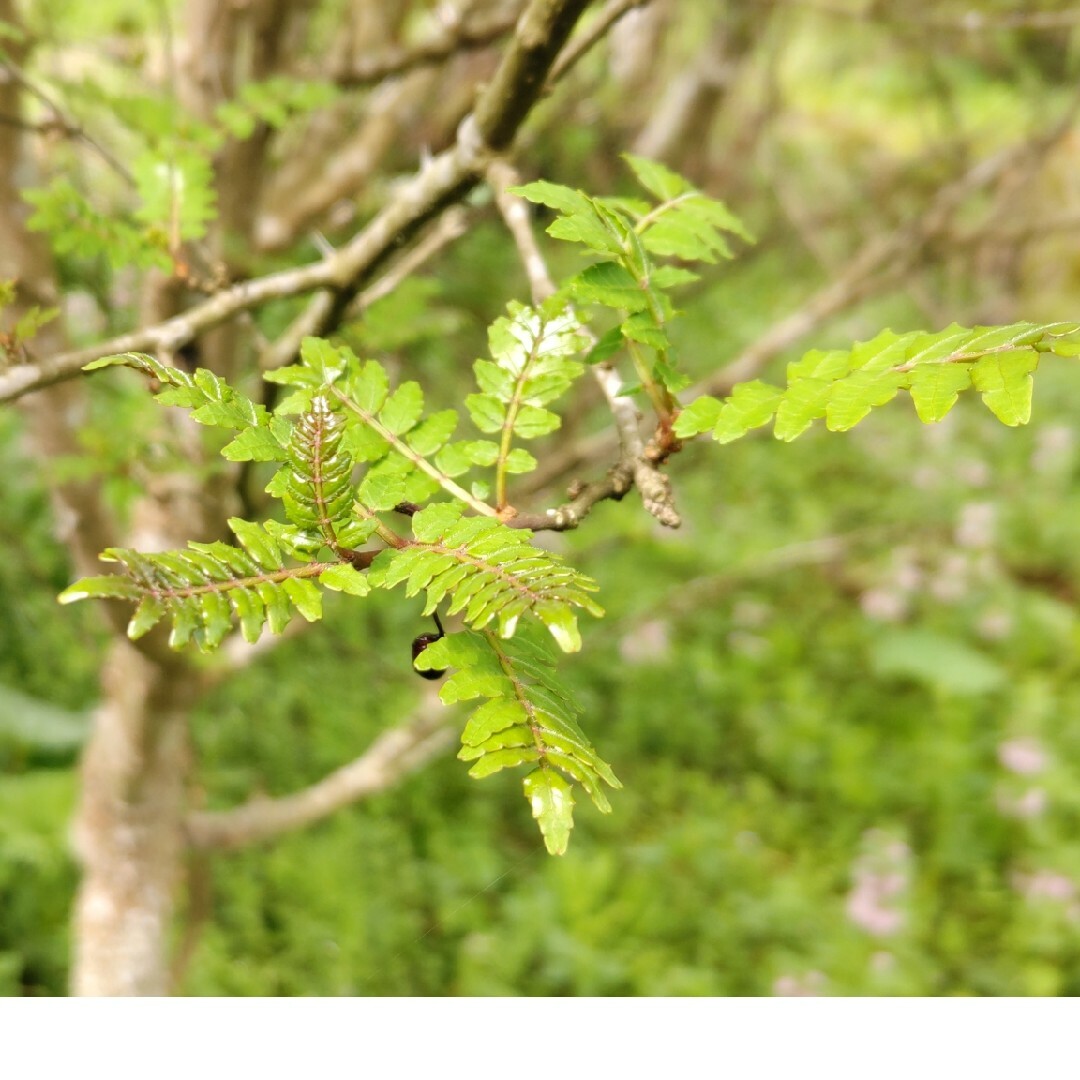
[4,0,1080,994]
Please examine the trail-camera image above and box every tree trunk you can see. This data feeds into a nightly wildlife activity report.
[70,644,196,996]
[0,0,200,996]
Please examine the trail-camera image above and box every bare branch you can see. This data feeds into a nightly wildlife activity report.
[257,206,470,375]
[547,0,653,84]
[331,6,522,87]
[186,687,454,851]
[590,361,680,527]
[0,49,135,184]
[473,0,590,151]
[487,157,557,303]
[0,0,592,405]
[255,67,442,253]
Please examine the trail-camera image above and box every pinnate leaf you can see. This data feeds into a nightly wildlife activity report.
[908,364,972,423]
[523,769,575,855]
[703,320,1080,443]
[970,349,1038,426]
[380,381,424,435]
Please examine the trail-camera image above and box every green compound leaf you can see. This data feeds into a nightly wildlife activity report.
[221,425,287,462]
[214,75,338,139]
[465,392,506,433]
[380,381,425,435]
[298,336,349,384]
[357,468,407,512]
[229,517,284,570]
[514,157,748,404]
[672,395,723,438]
[626,155,752,263]
[773,378,831,442]
[503,448,538,474]
[681,321,1080,445]
[59,517,340,651]
[416,629,619,853]
[584,325,625,366]
[622,311,668,349]
[510,180,625,255]
[512,405,560,438]
[25,178,171,270]
[410,502,467,542]
[825,370,905,432]
[133,146,217,243]
[406,409,458,456]
[573,262,650,311]
[274,395,357,547]
[302,348,499,517]
[318,563,371,596]
[523,770,575,856]
[467,300,587,504]
[622,153,693,201]
[345,358,390,414]
[58,575,143,604]
[369,504,602,651]
[85,352,271,435]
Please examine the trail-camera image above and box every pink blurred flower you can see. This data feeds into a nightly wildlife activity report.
[1013,870,1076,903]
[955,502,996,549]
[846,874,906,937]
[996,787,1047,820]
[955,459,991,488]
[727,630,769,659]
[846,832,910,938]
[998,737,1048,776]
[1032,424,1074,474]
[860,588,908,623]
[619,619,671,665]
[870,951,895,975]
[892,555,923,593]
[773,970,828,997]
[976,608,1013,641]
[929,551,970,603]
[731,599,772,629]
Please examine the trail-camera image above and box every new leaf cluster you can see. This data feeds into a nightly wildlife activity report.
[513,154,752,399]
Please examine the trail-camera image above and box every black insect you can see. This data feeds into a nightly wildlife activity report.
[411,610,446,680]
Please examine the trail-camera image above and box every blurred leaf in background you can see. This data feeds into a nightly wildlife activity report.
[5,0,1080,996]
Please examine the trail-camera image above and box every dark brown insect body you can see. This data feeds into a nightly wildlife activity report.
[411,611,446,679]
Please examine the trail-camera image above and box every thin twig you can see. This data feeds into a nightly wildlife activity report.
[0,0,593,405]
[257,206,470,374]
[331,6,523,87]
[0,51,135,185]
[547,0,652,84]
[487,156,680,529]
[487,157,556,304]
[700,105,1080,397]
[767,0,1080,32]
[186,686,454,851]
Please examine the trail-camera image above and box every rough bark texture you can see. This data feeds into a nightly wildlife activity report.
[70,645,196,996]
[1,0,204,997]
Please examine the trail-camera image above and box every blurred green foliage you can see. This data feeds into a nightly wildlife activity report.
[5,0,1080,995]
[8,361,1080,994]
[184,370,1080,996]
